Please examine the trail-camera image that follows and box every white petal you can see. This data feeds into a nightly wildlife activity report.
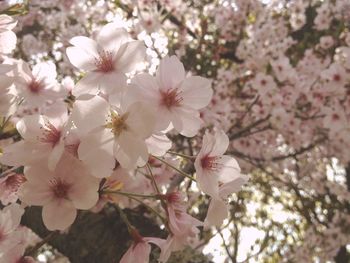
[211,130,229,156]
[69,36,99,57]
[42,199,77,231]
[66,46,97,71]
[157,55,185,90]
[204,199,228,227]
[96,24,130,52]
[48,142,65,171]
[146,133,172,157]
[69,175,100,209]
[78,130,115,178]
[0,141,49,166]
[171,107,202,137]
[71,95,110,134]
[194,158,219,198]
[32,61,57,81]
[0,30,16,54]
[115,131,149,169]
[19,181,52,206]
[217,155,242,183]
[115,41,146,73]
[16,115,45,141]
[125,102,155,138]
[181,76,212,109]
[96,71,127,95]
[120,243,150,263]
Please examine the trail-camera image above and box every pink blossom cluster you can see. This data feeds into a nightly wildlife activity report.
[0,13,248,262]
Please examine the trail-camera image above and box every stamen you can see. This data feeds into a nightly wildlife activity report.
[160,88,183,109]
[49,177,70,199]
[106,111,128,136]
[200,155,222,171]
[39,120,61,146]
[28,79,44,93]
[95,50,114,73]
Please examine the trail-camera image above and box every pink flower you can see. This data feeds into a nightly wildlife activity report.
[19,152,100,231]
[130,55,213,137]
[0,105,68,170]
[71,95,155,176]
[163,192,202,236]
[194,129,242,198]
[13,60,61,108]
[120,229,165,263]
[66,23,146,97]
[203,165,249,227]
[194,130,249,226]
[321,63,347,91]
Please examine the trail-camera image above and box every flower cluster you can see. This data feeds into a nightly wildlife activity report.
[0,19,247,262]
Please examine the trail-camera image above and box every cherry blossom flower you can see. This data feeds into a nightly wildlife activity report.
[19,152,100,230]
[321,63,347,91]
[66,23,146,97]
[163,192,202,236]
[130,55,213,137]
[204,170,249,227]
[0,106,68,170]
[194,129,242,198]
[71,95,155,176]
[13,60,61,108]
[120,229,165,263]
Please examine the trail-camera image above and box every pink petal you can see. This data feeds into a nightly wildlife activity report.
[171,107,202,137]
[42,199,77,231]
[115,40,146,73]
[66,46,97,71]
[204,199,228,227]
[96,24,130,52]
[156,56,185,90]
[181,76,212,110]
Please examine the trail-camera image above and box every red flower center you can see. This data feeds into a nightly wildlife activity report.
[39,121,61,147]
[95,51,114,73]
[28,80,43,93]
[160,88,183,109]
[4,173,26,191]
[50,178,71,199]
[201,155,221,171]
[333,74,341,82]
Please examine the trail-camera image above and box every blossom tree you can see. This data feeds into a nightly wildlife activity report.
[0,0,350,262]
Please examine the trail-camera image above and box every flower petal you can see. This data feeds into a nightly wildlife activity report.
[115,41,146,73]
[78,130,115,178]
[66,46,97,71]
[171,107,202,137]
[71,95,110,134]
[96,24,130,52]
[204,199,228,227]
[181,76,212,109]
[42,199,77,231]
[156,56,185,90]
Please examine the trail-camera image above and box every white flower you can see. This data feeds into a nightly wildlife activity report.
[1,104,68,170]
[19,152,100,231]
[130,55,213,137]
[66,23,146,97]
[13,60,61,108]
[71,95,155,177]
